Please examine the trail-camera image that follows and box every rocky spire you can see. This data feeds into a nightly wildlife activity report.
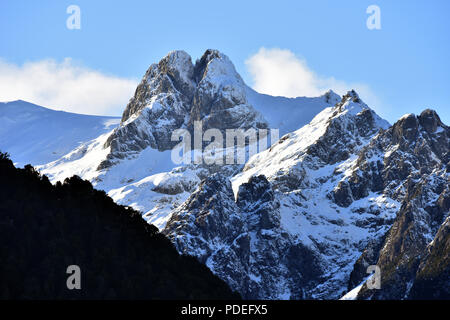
[99,49,267,169]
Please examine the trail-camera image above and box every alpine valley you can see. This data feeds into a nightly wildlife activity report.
[1,50,448,300]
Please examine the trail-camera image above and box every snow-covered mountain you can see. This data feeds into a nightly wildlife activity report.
[343,109,449,299]
[164,91,449,299]
[0,100,120,166]
[3,49,448,300]
[164,91,397,299]
[37,49,340,229]
[98,49,339,169]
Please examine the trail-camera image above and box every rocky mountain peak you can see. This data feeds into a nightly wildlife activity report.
[188,50,265,132]
[334,90,366,115]
[120,49,236,125]
[234,90,390,195]
[305,91,389,166]
[418,108,445,134]
[390,109,447,143]
[322,89,341,104]
[157,50,196,93]
[100,49,267,168]
[236,175,274,208]
[389,110,449,159]
[193,49,225,82]
[392,113,419,143]
[160,50,193,72]
[332,107,449,207]
[191,51,342,136]
[343,89,361,102]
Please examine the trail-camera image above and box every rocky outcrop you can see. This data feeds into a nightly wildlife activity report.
[99,50,268,169]
[34,48,449,300]
[238,90,390,194]
[105,51,195,157]
[354,174,449,299]
[339,108,450,300]
[306,90,387,166]
[163,174,322,299]
[332,109,450,207]
[187,50,268,133]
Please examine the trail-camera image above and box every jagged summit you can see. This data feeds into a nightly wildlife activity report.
[335,90,370,114]
[393,109,446,139]
[418,108,447,133]
[233,89,389,194]
[40,49,340,187]
[104,49,251,165]
[120,49,234,124]
[34,51,450,300]
[99,49,338,168]
[322,89,341,104]
[120,49,195,124]
[389,109,449,158]
[192,49,239,83]
[332,106,449,208]
[159,50,195,82]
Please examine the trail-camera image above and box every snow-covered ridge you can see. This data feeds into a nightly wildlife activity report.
[37,49,339,188]
[0,100,120,166]
[101,49,339,168]
[335,109,449,299]
[232,90,389,196]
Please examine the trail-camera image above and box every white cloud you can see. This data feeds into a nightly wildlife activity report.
[246,48,380,110]
[0,58,138,116]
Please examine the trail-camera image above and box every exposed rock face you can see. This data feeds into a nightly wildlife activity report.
[99,50,267,169]
[306,90,387,166]
[163,174,322,299]
[347,234,388,291]
[341,110,450,300]
[163,92,398,299]
[121,50,196,123]
[105,51,195,159]
[188,50,267,132]
[408,216,450,299]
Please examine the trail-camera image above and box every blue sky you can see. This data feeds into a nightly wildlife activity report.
[1,0,449,124]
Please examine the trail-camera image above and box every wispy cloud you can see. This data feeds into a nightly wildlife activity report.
[246,48,380,110]
[0,58,137,116]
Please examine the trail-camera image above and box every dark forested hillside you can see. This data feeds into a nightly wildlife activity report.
[0,152,240,300]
